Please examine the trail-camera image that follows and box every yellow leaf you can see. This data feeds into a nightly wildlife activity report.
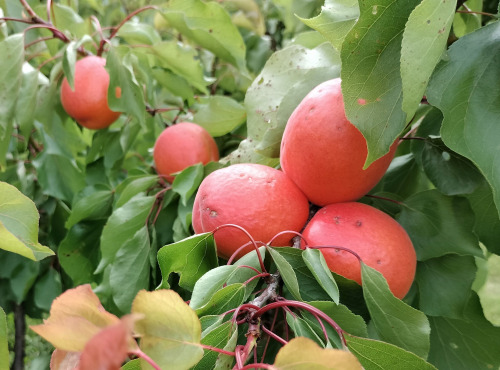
[132,289,204,370]
[274,337,362,370]
[30,285,119,352]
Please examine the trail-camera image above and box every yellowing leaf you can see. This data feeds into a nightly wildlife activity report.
[132,290,204,370]
[0,181,53,261]
[50,350,80,370]
[273,337,362,370]
[30,285,120,352]
[78,322,132,370]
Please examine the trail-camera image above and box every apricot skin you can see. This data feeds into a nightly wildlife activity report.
[153,122,219,183]
[60,56,121,130]
[192,163,310,260]
[280,78,397,206]
[301,202,416,299]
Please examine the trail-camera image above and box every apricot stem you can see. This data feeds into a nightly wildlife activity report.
[253,300,347,348]
[0,17,33,24]
[365,194,404,205]
[129,349,161,370]
[213,224,267,273]
[305,245,363,264]
[266,230,308,247]
[261,325,288,345]
[108,6,158,41]
[19,0,41,21]
[239,364,274,370]
[199,344,236,357]
[46,0,53,23]
[260,307,280,362]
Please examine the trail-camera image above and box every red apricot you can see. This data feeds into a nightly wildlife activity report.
[60,56,121,130]
[302,202,416,299]
[280,78,397,206]
[153,122,219,183]
[192,163,310,260]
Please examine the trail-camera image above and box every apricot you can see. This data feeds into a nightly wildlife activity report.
[280,78,397,206]
[301,202,416,299]
[60,56,122,130]
[192,163,310,260]
[153,122,219,183]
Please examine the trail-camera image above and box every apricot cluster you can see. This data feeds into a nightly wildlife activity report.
[190,77,417,299]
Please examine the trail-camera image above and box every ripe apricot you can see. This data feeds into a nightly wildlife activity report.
[192,163,310,260]
[280,78,397,206]
[153,122,219,183]
[60,56,122,130]
[301,202,416,299]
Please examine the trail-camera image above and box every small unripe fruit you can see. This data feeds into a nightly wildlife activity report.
[60,56,121,130]
[192,163,310,260]
[280,78,397,206]
[153,122,219,183]
[301,202,416,299]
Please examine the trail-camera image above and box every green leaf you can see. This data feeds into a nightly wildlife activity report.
[157,233,218,291]
[397,190,481,261]
[214,322,238,369]
[50,4,87,38]
[0,307,8,370]
[121,359,141,370]
[195,283,246,316]
[286,312,325,346]
[110,226,151,313]
[453,0,482,38]
[226,42,340,163]
[114,175,159,208]
[0,182,53,261]
[172,163,204,206]
[361,262,431,359]
[152,69,195,105]
[0,251,39,304]
[106,47,145,126]
[374,153,427,199]
[190,265,236,310]
[14,64,40,140]
[303,301,368,340]
[116,21,161,45]
[466,180,500,254]
[62,41,78,89]
[190,247,265,310]
[302,248,339,304]
[96,194,155,273]
[416,255,477,319]
[340,0,420,166]
[33,267,62,312]
[268,247,302,301]
[193,321,236,370]
[300,0,359,50]
[32,152,85,203]
[132,289,204,370]
[163,0,248,72]
[58,221,103,285]
[345,334,437,370]
[149,41,210,93]
[66,187,114,228]
[400,0,456,121]
[426,20,500,219]
[0,34,23,168]
[192,96,246,137]
[421,138,483,195]
[269,247,334,302]
[428,293,500,370]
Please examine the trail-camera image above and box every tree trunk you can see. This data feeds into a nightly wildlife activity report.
[11,304,25,370]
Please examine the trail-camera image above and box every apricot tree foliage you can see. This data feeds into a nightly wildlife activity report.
[1,0,500,369]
